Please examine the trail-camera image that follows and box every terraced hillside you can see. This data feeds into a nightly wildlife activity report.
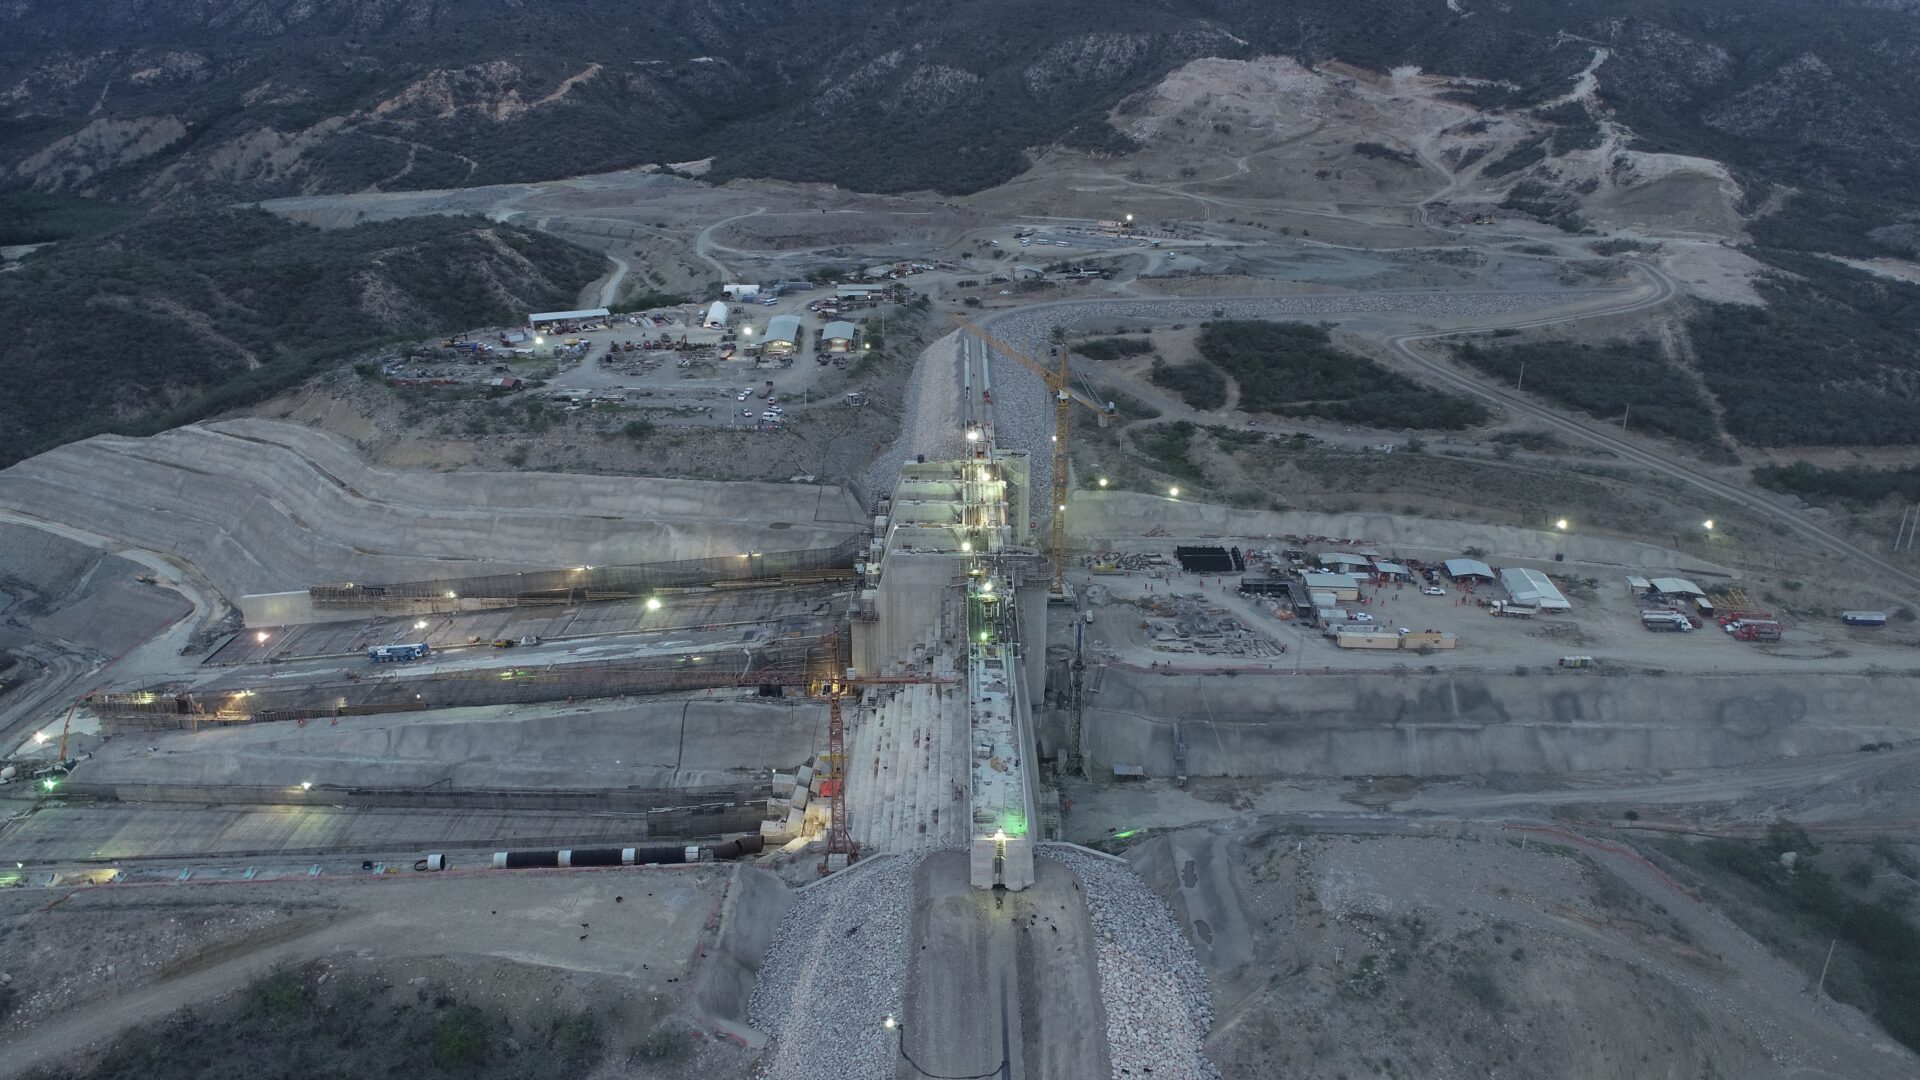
[0,419,865,602]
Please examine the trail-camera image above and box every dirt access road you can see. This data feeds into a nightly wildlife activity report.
[1383,260,1920,607]
[0,865,729,1079]
[986,259,1920,608]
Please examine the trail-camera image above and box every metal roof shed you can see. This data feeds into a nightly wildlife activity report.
[822,320,858,345]
[763,314,804,345]
[1499,567,1571,610]
[1321,553,1371,570]
[1649,577,1706,597]
[1444,558,1495,580]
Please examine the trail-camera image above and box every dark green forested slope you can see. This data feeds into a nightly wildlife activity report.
[0,208,603,465]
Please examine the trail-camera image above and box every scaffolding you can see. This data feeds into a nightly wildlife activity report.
[91,636,848,731]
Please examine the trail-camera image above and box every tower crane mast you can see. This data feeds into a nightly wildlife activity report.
[952,316,1114,595]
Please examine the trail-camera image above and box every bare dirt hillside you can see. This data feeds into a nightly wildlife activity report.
[1127,824,1917,1080]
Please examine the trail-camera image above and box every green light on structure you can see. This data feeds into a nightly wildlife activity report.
[1000,812,1027,837]
[41,778,57,792]
[1112,829,1138,840]
[979,630,990,642]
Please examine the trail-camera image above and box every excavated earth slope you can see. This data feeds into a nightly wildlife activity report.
[0,419,865,602]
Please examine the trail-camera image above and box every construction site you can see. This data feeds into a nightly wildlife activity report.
[5,54,1920,1080]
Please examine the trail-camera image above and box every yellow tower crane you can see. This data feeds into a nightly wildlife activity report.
[952,315,1114,596]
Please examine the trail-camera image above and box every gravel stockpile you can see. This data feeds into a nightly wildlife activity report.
[748,853,926,1079]
[1043,845,1221,1080]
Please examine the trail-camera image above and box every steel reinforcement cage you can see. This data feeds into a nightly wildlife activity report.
[307,537,863,606]
[90,634,848,730]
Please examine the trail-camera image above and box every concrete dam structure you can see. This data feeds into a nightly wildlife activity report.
[1083,668,1920,778]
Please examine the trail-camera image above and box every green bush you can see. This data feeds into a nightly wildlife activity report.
[1662,831,1920,1054]
[1131,421,1204,482]
[1074,336,1154,362]
[1753,460,1920,505]
[1199,321,1487,430]
[433,1006,490,1068]
[1147,358,1228,410]
[631,1024,694,1063]
[23,968,604,1080]
[1690,252,1920,446]
[1088,384,1160,421]
[0,207,602,467]
[1453,338,1720,445]
[1481,137,1548,178]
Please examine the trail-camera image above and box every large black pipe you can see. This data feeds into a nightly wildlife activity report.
[488,834,763,870]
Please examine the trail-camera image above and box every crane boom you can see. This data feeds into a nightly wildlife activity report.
[953,316,1112,419]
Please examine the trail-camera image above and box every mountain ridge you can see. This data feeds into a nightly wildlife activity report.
[4,0,1919,212]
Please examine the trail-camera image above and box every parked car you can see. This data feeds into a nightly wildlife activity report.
[1422,585,1446,596]
[1350,612,1374,623]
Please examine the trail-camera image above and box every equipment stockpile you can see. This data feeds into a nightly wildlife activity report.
[1136,594,1285,657]
[1043,846,1221,1080]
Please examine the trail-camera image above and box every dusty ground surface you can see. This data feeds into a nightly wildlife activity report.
[1126,822,1916,1080]
[0,865,758,1079]
[249,306,929,495]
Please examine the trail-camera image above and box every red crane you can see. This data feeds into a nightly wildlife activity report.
[816,668,958,874]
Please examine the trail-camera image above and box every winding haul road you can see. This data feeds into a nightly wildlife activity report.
[979,260,1920,608]
[1382,260,1920,603]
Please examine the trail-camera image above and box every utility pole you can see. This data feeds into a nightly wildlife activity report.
[1620,403,1631,432]
[1898,507,1913,554]
[1516,360,1525,392]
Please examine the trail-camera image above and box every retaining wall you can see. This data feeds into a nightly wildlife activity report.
[1085,668,1920,777]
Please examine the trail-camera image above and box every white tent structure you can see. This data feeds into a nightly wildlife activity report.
[704,301,731,328]
[1499,567,1570,611]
